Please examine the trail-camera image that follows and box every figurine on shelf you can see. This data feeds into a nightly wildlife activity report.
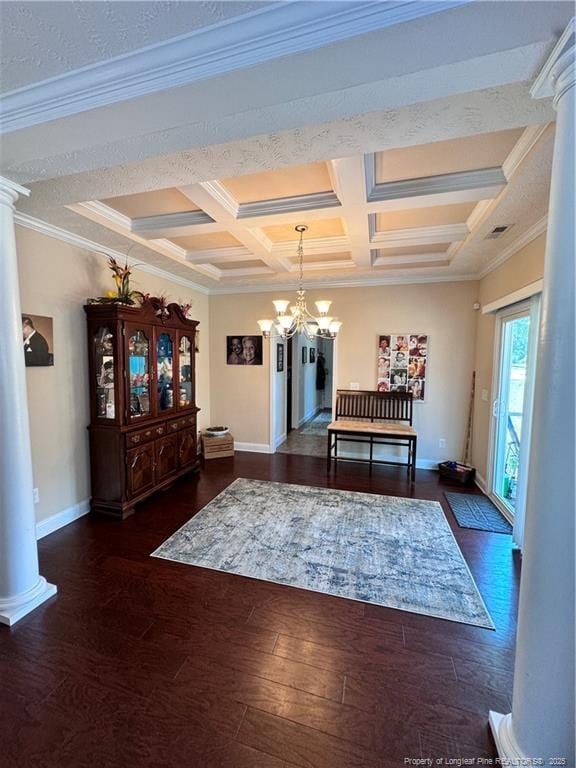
[88,257,144,306]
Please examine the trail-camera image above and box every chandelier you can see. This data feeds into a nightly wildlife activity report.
[257,225,342,341]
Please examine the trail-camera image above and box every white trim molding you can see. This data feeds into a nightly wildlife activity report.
[234,442,274,454]
[0,1,469,133]
[36,499,90,540]
[478,216,548,278]
[482,279,543,315]
[15,211,211,294]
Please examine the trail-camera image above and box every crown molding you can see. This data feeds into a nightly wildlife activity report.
[197,181,239,218]
[502,123,551,180]
[271,235,349,257]
[531,17,575,100]
[371,222,468,247]
[372,251,450,266]
[367,167,507,203]
[0,175,30,199]
[0,0,469,134]
[210,271,478,294]
[477,215,548,279]
[237,191,341,219]
[131,209,214,236]
[14,212,211,295]
[185,246,252,264]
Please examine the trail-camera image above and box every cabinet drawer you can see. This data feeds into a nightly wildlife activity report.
[167,414,196,433]
[126,423,165,448]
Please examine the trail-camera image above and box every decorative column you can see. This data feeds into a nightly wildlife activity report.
[489,20,575,762]
[0,176,57,625]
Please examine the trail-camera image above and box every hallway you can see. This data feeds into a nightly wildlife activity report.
[277,409,331,458]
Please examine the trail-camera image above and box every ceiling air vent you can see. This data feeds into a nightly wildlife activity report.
[485,224,512,240]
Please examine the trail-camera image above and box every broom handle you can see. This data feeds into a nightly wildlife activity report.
[462,371,475,465]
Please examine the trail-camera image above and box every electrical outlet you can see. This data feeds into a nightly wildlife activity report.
[481,389,489,402]
[33,488,39,504]
[350,382,360,390]
[438,438,446,449]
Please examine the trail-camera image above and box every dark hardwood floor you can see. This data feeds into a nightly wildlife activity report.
[2,454,520,767]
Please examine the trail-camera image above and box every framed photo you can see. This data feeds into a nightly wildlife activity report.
[302,346,308,364]
[377,333,428,401]
[310,348,316,364]
[226,335,263,365]
[22,314,54,367]
[276,343,284,373]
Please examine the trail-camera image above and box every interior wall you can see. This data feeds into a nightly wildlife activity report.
[471,232,546,484]
[295,333,319,426]
[317,337,334,410]
[271,339,287,447]
[210,281,479,461]
[16,225,211,524]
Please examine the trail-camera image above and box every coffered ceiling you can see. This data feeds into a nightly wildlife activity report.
[2,1,571,294]
[66,123,553,287]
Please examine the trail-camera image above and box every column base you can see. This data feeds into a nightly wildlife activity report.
[0,576,57,626]
[489,711,525,760]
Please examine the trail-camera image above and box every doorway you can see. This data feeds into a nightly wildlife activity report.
[490,297,539,536]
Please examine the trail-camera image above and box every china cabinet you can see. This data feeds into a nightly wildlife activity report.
[85,300,199,518]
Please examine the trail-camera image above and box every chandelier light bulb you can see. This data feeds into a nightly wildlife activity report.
[317,316,333,331]
[257,319,274,337]
[328,320,342,335]
[315,300,332,315]
[273,299,290,315]
[278,314,293,330]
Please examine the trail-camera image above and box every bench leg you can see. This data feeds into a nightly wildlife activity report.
[327,432,332,473]
[369,436,373,473]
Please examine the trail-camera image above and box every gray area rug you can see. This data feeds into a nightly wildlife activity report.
[152,479,494,628]
[300,409,332,435]
[444,492,513,534]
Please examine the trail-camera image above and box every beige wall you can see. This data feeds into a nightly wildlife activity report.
[471,233,546,482]
[210,281,480,462]
[16,225,210,524]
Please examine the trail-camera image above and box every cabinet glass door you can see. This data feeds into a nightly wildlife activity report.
[94,326,116,419]
[156,332,175,412]
[127,329,151,419]
[178,335,193,408]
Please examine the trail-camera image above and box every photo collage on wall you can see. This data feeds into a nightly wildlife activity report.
[377,334,428,401]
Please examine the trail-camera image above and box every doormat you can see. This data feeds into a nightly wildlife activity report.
[444,492,513,534]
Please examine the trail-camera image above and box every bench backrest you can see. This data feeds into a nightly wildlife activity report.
[335,389,413,425]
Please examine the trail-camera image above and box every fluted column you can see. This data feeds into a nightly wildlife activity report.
[489,20,575,762]
[0,176,57,625]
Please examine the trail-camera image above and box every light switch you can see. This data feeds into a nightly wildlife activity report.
[350,382,360,390]
[481,389,489,402]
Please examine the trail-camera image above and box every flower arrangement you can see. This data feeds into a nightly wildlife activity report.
[88,257,143,305]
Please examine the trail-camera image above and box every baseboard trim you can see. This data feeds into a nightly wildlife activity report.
[36,499,91,540]
[475,472,488,494]
[235,442,274,454]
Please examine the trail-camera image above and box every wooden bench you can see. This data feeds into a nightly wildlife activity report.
[327,390,417,481]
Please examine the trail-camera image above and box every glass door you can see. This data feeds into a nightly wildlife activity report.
[126,325,152,421]
[491,298,539,528]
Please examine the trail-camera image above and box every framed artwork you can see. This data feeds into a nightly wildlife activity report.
[310,348,316,364]
[377,333,428,401]
[226,335,263,365]
[302,346,308,364]
[277,343,284,373]
[22,314,54,366]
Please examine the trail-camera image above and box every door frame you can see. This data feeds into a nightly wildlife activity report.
[486,295,540,528]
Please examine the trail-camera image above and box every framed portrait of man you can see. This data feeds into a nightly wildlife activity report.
[22,314,54,367]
